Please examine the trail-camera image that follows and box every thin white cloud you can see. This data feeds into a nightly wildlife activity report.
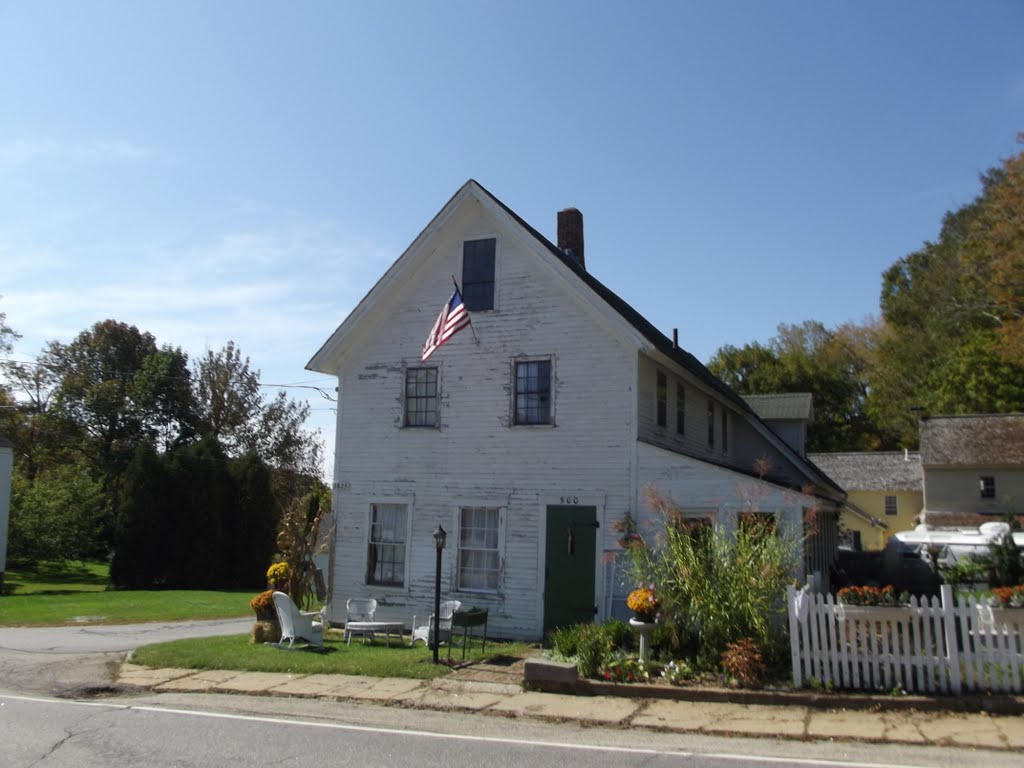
[2,211,393,476]
[0,138,152,166]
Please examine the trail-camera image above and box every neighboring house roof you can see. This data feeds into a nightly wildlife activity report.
[743,393,814,422]
[807,452,923,493]
[919,414,1024,467]
[308,179,844,499]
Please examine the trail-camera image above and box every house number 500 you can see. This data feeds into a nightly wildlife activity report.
[560,496,579,504]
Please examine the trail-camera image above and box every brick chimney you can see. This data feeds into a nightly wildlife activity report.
[557,208,584,270]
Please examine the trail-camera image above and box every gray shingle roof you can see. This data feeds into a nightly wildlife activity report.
[743,393,814,421]
[919,414,1024,466]
[807,452,922,492]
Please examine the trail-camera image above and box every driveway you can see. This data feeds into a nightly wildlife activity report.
[0,617,251,697]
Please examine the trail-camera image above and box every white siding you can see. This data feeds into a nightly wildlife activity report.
[326,201,637,639]
[634,440,818,579]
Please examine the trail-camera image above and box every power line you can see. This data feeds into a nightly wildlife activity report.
[0,357,337,402]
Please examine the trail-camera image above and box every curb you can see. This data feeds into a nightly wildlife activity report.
[523,659,1024,715]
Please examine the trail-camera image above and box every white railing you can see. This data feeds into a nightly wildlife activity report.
[787,584,1024,695]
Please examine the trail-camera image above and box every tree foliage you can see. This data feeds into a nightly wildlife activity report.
[709,140,1024,450]
[0,311,324,583]
[708,320,881,451]
[868,142,1024,445]
[110,440,281,589]
[8,461,106,563]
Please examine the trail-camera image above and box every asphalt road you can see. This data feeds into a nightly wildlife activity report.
[0,617,253,654]
[0,617,251,697]
[7,690,1018,768]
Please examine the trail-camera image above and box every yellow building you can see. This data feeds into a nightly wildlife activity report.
[808,452,923,551]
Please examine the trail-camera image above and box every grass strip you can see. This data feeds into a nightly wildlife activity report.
[0,590,253,626]
[131,631,534,679]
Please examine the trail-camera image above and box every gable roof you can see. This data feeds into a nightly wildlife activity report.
[743,393,814,422]
[308,179,844,499]
[808,452,922,492]
[919,414,1024,467]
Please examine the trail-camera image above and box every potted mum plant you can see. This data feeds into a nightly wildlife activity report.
[249,589,281,643]
[627,584,660,622]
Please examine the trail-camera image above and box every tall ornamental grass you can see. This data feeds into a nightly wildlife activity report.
[624,485,803,668]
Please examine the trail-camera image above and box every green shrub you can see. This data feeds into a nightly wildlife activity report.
[548,624,583,659]
[575,624,613,678]
[939,555,989,586]
[602,619,635,651]
[549,621,637,679]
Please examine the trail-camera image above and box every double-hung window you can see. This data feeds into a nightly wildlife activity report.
[656,371,667,427]
[514,360,551,425]
[707,399,715,449]
[462,238,496,311]
[458,506,501,592]
[405,367,438,427]
[366,503,407,587]
[980,475,996,499]
[884,495,898,516]
[675,383,686,435]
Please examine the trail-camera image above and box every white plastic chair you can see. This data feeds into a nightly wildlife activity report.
[271,591,324,648]
[411,600,462,646]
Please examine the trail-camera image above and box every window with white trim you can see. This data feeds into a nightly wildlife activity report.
[457,506,501,592]
[884,495,898,516]
[366,503,407,586]
[514,360,551,425]
[405,367,438,427]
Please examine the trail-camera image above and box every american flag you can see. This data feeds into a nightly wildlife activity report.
[422,288,471,361]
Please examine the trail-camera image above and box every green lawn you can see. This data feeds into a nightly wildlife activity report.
[131,631,534,678]
[0,561,253,625]
[3,560,110,594]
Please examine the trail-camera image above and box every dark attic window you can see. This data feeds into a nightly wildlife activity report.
[462,238,496,311]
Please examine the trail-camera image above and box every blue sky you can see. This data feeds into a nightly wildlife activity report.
[2,1,1022,471]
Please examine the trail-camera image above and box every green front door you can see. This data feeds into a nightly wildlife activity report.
[543,505,598,634]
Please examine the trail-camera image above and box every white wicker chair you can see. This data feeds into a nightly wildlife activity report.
[271,591,324,648]
[411,600,461,646]
[343,598,378,644]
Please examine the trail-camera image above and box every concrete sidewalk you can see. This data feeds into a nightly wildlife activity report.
[116,662,1024,751]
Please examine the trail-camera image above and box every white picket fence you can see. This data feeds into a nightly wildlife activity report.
[787,584,1024,694]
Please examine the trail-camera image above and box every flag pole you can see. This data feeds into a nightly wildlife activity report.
[451,273,479,343]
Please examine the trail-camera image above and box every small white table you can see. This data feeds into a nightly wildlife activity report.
[344,621,405,646]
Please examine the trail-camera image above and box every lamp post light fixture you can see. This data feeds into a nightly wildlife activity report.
[431,525,447,664]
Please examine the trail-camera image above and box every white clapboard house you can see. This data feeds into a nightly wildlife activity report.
[307,180,845,640]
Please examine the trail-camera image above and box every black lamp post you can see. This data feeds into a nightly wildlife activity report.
[431,524,447,663]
